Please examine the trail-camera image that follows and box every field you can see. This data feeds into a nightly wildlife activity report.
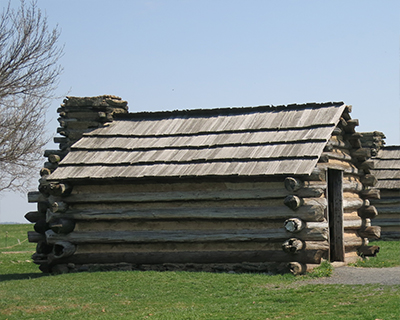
[1,224,399,319]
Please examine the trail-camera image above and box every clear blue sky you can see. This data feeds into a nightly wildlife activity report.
[1,0,399,223]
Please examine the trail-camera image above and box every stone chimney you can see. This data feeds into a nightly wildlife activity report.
[43,95,128,175]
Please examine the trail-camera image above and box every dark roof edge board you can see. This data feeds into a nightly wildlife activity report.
[70,139,329,152]
[380,145,400,150]
[115,102,347,120]
[57,155,321,168]
[48,174,293,185]
[83,123,337,138]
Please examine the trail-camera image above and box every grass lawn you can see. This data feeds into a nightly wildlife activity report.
[350,240,400,268]
[1,224,399,319]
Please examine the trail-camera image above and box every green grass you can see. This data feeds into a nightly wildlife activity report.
[0,267,399,319]
[350,240,400,268]
[0,225,399,319]
[0,224,36,253]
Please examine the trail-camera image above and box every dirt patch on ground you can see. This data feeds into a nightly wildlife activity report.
[1,251,34,254]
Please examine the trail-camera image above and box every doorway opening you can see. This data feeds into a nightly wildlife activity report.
[327,168,345,262]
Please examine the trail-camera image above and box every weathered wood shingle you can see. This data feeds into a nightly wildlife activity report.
[48,102,347,181]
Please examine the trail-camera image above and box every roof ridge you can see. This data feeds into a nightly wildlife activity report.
[115,101,345,120]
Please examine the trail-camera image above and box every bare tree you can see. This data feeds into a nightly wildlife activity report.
[0,0,63,192]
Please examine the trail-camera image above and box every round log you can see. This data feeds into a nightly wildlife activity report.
[53,241,76,259]
[27,231,46,243]
[25,211,45,223]
[282,238,304,254]
[359,189,380,200]
[40,167,52,176]
[288,262,307,275]
[359,160,375,171]
[54,249,325,265]
[358,245,380,257]
[351,148,371,160]
[284,195,302,210]
[36,241,53,254]
[48,154,61,163]
[51,201,68,213]
[357,226,381,239]
[34,219,49,234]
[284,177,303,192]
[49,219,75,234]
[48,183,72,196]
[284,218,305,233]
[360,174,378,187]
[358,205,378,219]
[37,201,49,214]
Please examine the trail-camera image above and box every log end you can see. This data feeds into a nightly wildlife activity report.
[284,218,305,233]
[284,177,303,192]
[288,262,307,275]
[282,238,304,254]
[284,195,302,210]
[358,245,380,257]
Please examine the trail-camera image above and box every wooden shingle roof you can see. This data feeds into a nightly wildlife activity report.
[48,102,348,181]
[371,146,400,189]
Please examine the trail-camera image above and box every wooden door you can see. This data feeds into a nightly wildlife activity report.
[327,169,345,262]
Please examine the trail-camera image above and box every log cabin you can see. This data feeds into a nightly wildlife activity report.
[369,145,400,240]
[26,96,381,274]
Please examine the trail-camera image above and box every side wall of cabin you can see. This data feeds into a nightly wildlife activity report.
[25,100,380,274]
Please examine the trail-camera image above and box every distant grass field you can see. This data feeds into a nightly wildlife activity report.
[0,224,36,253]
[0,224,399,319]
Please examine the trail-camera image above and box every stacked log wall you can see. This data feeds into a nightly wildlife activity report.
[370,190,400,239]
[359,133,399,240]
[318,115,381,261]
[28,179,333,274]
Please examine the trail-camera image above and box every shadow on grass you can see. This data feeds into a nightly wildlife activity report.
[0,272,49,282]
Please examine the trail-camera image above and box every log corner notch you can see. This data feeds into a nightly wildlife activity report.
[357,226,381,240]
[282,238,304,254]
[358,205,378,219]
[359,188,380,200]
[357,245,380,257]
[47,183,73,197]
[26,95,128,270]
